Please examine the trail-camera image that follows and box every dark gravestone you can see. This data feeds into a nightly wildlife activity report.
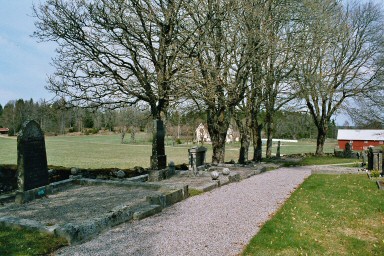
[276,141,281,158]
[188,146,207,174]
[361,151,368,166]
[367,147,374,170]
[16,120,48,202]
[150,120,167,170]
[367,147,382,171]
[344,142,353,158]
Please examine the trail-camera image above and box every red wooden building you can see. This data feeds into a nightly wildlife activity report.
[0,128,9,135]
[337,129,384,151]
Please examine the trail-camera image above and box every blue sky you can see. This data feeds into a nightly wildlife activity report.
[0,0,55,107]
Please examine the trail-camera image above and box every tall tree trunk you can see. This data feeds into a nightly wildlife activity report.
[239,135,250,164]
[316,125,328,155]
[207,108,230,165]
[265,110,274,158]
[252,124,263,162]
[150,103,167,170]
[235,115,250,164]
[250,98,263,162]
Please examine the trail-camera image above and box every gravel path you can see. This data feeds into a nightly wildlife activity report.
[56,167,311,256]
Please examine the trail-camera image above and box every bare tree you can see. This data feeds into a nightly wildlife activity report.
[258,0,298,158]
[186,0,249,164]
[294,0,384,154]
[346,97,384,129]
[33,0,193,169]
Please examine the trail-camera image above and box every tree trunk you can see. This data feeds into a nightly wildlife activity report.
[210,130,227,164]
[239,134,250,164]
[120,126,126,144]
[207,108,230,165]
[252,124,263,162]
[265,111,274,158]
[316,126,328,155]
[151,119,166,170]
[235,115,250,164]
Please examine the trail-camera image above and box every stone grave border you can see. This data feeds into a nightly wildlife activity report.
[0,163,275,246]
[377,180,384,190]
[0,176,187,245]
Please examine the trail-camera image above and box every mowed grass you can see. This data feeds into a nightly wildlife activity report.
[242,174,384,255]
[0,226,68,255]
[0,134,337,168]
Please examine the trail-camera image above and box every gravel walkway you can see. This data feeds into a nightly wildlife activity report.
[56,167,311,256]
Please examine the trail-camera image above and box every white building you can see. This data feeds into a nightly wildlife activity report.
[195,123,239,143]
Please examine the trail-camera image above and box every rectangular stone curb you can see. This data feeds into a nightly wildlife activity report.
[77,178,163,190]
[126,174,149,182]
[219,179,230,186]
[0,193,16,203]
[146,189,184,208]
[193,182,218,192]
[0,216,56,234]
[55,204,135,245]
[377,180,384,190]
[14,178,77,204]
[156,184,189,199]
[133,204,162,220]
[228,173,241,182]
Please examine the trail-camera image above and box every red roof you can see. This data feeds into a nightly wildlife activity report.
[0,128,9,132]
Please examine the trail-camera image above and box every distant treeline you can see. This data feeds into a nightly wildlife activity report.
[0,98,336,140]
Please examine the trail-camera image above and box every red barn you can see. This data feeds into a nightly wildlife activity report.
[337,129,384,151]
[0,128,9,135]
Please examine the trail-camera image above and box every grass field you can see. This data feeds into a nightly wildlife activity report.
[0,134,338,168]
[0,226,67,255]
[242,174,384,255]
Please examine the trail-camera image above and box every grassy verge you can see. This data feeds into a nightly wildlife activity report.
[242,174,384,255]
[0,226,68,255]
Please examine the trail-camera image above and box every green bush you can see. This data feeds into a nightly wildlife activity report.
[91,128,99,134]
[371,170,381,177]
[176,138,182,144]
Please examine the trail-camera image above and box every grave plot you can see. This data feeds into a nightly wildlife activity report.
[0,178,186,244]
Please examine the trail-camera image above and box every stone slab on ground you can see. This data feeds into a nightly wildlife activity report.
[0,179,185,244]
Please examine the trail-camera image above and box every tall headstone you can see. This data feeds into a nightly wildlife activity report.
[15,120,49,203]
[150,120,167,170]
[361,151,368,166]
[276,141,281,158]
[368,147,374,170]
[344,142,352,158]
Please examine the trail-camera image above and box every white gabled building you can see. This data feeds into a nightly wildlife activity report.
[195,123,239,143]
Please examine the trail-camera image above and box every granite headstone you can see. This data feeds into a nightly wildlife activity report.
[16,120,49,192]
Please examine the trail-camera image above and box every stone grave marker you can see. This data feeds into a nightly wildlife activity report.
[362,151,367,166]
[276,141,281,158]
[15,120,49,203]
[188,146,207,175]
[344,142,352,158]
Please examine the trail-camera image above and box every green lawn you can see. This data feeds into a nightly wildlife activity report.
[0,134,338,168]
[243,174,384,255]
[0,226,67,255]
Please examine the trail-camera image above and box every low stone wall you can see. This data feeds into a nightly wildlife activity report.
[0,177,187,245]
